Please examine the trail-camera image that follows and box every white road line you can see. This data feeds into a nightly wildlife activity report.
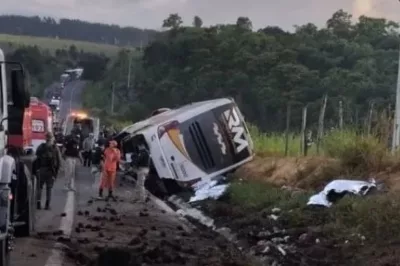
[44,175,75,266]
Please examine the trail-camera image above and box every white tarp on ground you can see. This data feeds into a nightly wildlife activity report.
[307,178,377,207]
[189,179,229,202]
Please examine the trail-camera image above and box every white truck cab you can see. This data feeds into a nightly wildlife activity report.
[0,48,34,266]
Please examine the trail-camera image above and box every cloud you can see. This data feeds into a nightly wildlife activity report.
[0,0,398,30]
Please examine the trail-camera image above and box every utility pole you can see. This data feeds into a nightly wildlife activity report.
[127,53,132,88]
[111,82,115,114]
[392,45,400,152]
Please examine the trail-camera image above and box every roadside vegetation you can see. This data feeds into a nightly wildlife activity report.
[0,15,157,47]
[0,43,111,97]
[209,121,400,265]
[0,34,134,56]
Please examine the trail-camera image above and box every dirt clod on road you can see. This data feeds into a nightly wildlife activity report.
[68,192,250,266]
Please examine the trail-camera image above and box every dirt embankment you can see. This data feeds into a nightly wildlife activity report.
[237,155,400,191]
[236,156,341,189]
[201,156,400,266]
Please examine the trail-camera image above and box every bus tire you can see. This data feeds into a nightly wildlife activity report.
[0,239,10,266]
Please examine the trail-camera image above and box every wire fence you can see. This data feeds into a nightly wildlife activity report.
[252,94,394,157]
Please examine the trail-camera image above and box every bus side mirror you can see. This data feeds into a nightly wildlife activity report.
[0,117,7,132]
[11,68,29,108]
[7,62,30,108]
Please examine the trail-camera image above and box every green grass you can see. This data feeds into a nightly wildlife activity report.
[227,181,312,211]
[249,125,390,164]
[222,125,400,244]
[249,125,308,156]
[0,33,137,56]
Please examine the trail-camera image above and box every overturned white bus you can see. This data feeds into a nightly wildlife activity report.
[119,98,254,197]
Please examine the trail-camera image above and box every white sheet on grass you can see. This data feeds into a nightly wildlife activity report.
[307,178,377,207]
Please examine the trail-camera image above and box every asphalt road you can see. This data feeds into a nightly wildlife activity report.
[11,80,88,266]
[58,80,86,119]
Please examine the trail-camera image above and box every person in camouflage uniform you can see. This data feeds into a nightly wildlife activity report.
[35,132,61,210]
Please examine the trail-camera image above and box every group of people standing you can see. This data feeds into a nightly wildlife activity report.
[34,129,122,210]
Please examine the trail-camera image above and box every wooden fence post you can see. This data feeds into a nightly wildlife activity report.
[317,94,328,155]
[338,100,343,130]
[300,105,308,156]
[285,102,291,156]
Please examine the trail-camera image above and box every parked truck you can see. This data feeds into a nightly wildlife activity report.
[63,111,100,147]
[0,48,36,266]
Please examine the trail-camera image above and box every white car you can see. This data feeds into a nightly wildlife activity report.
[50,97,60,106]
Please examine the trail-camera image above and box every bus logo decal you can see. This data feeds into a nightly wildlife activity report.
[213,123,226,155]
[223,108,249,153]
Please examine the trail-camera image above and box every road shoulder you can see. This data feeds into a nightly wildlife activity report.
[66,186,248,265]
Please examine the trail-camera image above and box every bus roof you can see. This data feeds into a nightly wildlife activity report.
[121,98,233,135]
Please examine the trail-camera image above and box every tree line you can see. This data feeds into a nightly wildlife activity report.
[84,10,400,132]
[0,15,158,47]
[6,45,109,97]
[6,10,400,132]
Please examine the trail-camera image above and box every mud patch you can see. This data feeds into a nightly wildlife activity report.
[70,189,249,266]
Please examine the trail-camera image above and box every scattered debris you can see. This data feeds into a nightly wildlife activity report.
[189,178,229,202]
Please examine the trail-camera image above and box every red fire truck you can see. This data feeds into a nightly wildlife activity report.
[29,97,52,152]
[8,107,32,150]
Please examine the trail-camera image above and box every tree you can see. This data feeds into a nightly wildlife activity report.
[81,9,400,133]
[162,13,183,29]
[236,17,252,30]
[326,9,353,38]
[193,16,203,28]
[0,15,157,47]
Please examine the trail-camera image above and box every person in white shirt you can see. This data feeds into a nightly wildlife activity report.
[82,133,95,167]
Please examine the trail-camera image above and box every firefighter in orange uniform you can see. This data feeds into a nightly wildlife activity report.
[99,140,121,199]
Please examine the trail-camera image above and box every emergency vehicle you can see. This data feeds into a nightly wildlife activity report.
[8,107,32,151]
[0,48,36,265]
[63,111,100,143]
[118,98,254,197]
[29,97,52,152]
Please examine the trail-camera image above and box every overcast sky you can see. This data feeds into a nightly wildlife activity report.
[1,0,399,30]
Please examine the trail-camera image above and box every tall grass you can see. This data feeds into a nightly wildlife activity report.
[248,125,308,156]
[250,125,389,159]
